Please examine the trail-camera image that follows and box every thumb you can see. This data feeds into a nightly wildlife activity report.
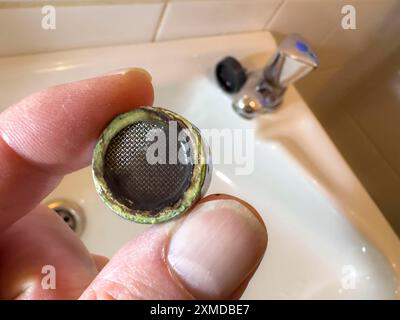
[80,194,268,300]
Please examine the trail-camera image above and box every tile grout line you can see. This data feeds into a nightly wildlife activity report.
[264,0,286,30]
[152,0,168,42]
[320,23,339,45]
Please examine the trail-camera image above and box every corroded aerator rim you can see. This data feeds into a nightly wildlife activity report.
[92,106,209,224]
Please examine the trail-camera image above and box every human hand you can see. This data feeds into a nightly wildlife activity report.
[0,69,267,300]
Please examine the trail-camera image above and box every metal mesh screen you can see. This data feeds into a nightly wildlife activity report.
[104,120,193,213]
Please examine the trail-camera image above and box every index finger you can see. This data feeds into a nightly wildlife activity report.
[0,68,153,230]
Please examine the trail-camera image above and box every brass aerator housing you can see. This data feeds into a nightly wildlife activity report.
[92,107,211,224]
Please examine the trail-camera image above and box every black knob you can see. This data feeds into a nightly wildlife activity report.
[215,56,247,94]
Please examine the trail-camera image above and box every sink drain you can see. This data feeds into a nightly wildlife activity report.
[46,200,85,236]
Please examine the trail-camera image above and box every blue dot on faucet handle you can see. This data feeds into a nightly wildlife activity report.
[295,41,309,53]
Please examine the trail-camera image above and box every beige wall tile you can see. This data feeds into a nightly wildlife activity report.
[267,0,342,46]
[318,0,398,70]
[156,0,283,41]
[349,52,400,177]
[295,67,339,118]
[0,2,164,56]
[360,160,400,235]
[295,0,400,134]
[325,114,383,175]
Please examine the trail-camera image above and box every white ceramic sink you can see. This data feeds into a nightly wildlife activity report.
[0,32,399,299]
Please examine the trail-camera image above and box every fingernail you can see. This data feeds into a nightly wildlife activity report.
[167,199,267,299]
[107,67,152,81]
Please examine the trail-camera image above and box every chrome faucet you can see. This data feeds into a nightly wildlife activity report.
[215,34,319,119]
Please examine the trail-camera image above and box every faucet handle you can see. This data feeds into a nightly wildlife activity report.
[264,34,319,88]
[222,34,319,119]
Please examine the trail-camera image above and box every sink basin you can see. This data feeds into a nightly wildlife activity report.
[0,32,399,299]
